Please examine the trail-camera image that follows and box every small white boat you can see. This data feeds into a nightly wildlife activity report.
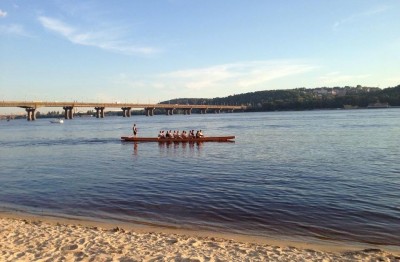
[50,118,64,124]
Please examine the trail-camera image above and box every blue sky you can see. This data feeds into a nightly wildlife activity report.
[1,0,399,108]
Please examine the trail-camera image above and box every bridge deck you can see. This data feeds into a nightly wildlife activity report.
[0,101,244,110]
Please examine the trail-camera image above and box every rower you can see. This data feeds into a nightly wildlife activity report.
[181,131,187,138]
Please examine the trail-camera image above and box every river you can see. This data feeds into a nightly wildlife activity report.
[0,109,399,249]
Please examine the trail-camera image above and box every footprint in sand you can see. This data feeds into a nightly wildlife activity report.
[166,238,178,244]
[62,244,79,251]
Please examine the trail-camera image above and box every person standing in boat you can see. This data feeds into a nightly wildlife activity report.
[133,124,138,137]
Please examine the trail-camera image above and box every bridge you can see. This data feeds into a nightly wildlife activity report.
[0,101,245,121]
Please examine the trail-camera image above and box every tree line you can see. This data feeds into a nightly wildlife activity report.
[164,85,400,111]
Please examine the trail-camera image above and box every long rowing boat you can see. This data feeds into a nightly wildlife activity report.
[121,136,235,142]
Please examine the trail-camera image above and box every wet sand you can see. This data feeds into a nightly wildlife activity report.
[0,213,399,261]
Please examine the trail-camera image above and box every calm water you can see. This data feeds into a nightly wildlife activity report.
[0,110,399,248]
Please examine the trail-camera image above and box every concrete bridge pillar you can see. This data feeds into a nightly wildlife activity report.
[201,108,208,114]
[95,107,105,118]
[25,108,36,121]
[183,108,192,115]
[64,107,68,119]
[121,107,131,117]
[166,108,175,115]
[63,107,69,119]
[63,106,74,119]
[68,107,74,119]
[145,107,154,116]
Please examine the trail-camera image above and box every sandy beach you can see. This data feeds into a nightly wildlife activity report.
[0,214,399,261]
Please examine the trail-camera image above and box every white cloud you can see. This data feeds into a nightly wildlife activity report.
[113,60,317,99]
[38,16,74,36]
[333,5,389,30]
[0,9,7,18]
[317,72,369,85]
[38,16,158,55]
[0,24,30,37]
[161,61,316,91]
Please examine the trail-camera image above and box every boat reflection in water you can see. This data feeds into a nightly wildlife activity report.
[157,141,204,149]
[130,141,205,157]
[123,135,232,157]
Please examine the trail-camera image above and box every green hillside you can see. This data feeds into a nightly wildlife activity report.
[162,85,400,111]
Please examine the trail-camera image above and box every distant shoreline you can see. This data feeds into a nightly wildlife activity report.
[1,106,400,120]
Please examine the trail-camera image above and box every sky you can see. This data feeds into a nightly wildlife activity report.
[1,0,400,111]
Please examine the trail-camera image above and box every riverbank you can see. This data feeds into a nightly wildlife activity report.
[1,213,399,261]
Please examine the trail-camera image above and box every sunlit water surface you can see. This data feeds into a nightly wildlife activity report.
[0,110,399,248]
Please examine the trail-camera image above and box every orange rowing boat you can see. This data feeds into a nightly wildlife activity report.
[121,136,235,142]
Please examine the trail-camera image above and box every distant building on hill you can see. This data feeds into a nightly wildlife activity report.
[333,89,347,97]
[367,102,389,108]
